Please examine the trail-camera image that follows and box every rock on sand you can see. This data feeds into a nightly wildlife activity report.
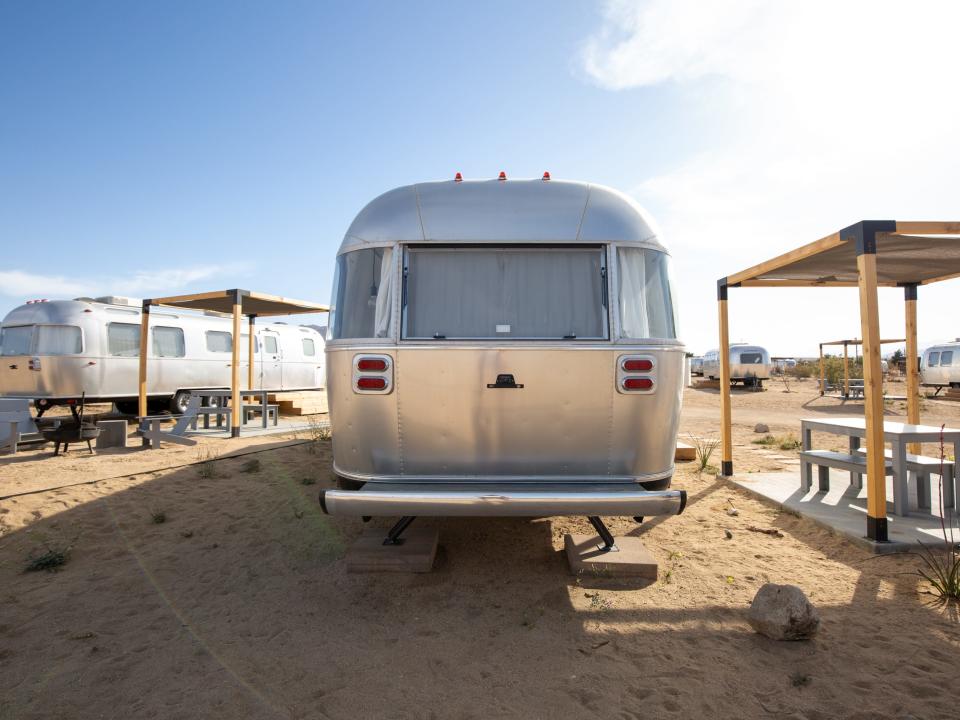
[747,583,820,640]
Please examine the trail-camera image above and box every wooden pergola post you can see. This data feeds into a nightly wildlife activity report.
[247,315,256,391]
[231,292,242,438]
[843,341,850,398]
[856,236,888,542]
[904,284,920,454]
[137,300,151,437]
[819,344,825,395]
[718,280,733,476]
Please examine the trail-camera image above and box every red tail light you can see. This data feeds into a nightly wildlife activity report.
[357,358,388,372]
[622,377,653,391]
[357,377,386,390]
[622,358,653,372]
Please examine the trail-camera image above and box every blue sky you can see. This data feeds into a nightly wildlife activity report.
[2,1,958,355]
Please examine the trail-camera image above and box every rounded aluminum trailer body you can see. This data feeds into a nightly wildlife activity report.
[322,178,686,518]
[0,299,325,405]
[920,342,960,388]
[702,344,772,383]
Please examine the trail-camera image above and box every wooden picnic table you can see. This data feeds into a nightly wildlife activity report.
[800,416,960,516]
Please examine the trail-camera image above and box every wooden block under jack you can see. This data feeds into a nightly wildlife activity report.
[346,526,439,573]
[675,441,696,461]
[565,534,658,579]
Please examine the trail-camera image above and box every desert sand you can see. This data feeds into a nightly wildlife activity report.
[1,379,959,719]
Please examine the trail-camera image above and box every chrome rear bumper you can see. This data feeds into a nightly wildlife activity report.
[320,483,686,517]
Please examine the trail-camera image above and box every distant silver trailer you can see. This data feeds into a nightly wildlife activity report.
[0,296,325,415]
[319,176,687,541]
[690,356,704,375]
[920,342,960,389]
[703,343,772,387]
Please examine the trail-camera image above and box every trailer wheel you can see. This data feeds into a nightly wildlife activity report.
[170,391,192,415]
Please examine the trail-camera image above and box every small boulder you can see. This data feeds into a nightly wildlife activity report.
[754,423,770,434]
[747,583,820,640]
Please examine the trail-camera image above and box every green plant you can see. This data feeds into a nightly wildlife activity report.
[195,447,223,479]
[752,434,800,451]
[239,458,261,474]
[300,476,316,486]
[307,416,332,442]
[25,543,71,572]
[150,509,167,524]
[689,435,720,473]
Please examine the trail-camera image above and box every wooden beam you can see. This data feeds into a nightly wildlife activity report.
[718,292,733,476]
[247,316,256,391]
[894,221,960,235]
[819,344,825,396]
[245,290,330,314]
[138,305,150,424]
[857,252,888,542]
[726,231,845,286]
[843,342,850,399]
[905,286,920,454]
[150,290,231,306]
[231,303,242,438]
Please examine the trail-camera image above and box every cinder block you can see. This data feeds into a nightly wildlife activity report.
[565,533,658,579]
[347,526,438,573]
[96,419,128,449]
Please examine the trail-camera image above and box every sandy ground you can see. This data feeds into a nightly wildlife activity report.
[1,381,959,719]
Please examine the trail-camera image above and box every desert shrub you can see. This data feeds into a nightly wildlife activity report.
[25,543,71,572]
[689,435,720,473]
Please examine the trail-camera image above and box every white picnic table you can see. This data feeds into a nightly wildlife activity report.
[800,416,960,516]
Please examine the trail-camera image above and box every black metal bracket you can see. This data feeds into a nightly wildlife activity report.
[383,516,416,546]
[587,516,618,552]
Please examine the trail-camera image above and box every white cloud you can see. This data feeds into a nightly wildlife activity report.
[0,264,248,303]
[580,0,960,355]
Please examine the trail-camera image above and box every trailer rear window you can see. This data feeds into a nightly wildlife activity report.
[329,247,394,340]
[0,326,34,356]
[302,338,316,356]
[403,246,607,340]
[37,325,82,355]
[928,352,940,367]
[108,323,140,356]
[740,352,763,364]
[941,351,953,366]
[617,247,677,339]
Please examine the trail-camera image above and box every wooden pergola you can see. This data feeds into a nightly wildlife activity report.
[717,220,960,543]
[138,290,328,437]
[818,337,905,398]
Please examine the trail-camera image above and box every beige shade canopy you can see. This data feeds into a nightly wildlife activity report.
[717,219,960,546]
[146,289,328,316]
[727,222,960,288]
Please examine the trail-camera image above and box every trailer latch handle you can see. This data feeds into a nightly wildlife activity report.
[487,373,524,389]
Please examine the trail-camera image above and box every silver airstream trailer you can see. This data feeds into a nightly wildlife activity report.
[920,342,960,389]
[690,356,705,376]
[319,176,687,546]
[0,296,325,415]
[703,343,772,387]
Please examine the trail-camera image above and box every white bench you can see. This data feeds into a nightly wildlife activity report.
[800,450,893,493]
[0,399,39,455]
[855,448,955,511]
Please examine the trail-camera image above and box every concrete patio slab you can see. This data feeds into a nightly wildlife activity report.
[730,469,960,554]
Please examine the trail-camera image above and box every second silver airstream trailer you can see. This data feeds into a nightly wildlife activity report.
[703,343,772,387]
[0,297,325,415]
[319,176,687,546]
[920,342,960,389]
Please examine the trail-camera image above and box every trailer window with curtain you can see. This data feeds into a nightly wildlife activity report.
[152,326,185,358]
[0,326,35,356]
[34,325,82,355]
[328,246,394,340]
[403,246,607,340]
[108,322,140,356]
[205,330,233,353]
[617,247,678,340]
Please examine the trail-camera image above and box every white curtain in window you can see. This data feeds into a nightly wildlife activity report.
[153,327,185,357]
[35,325,82,355]
[206,331,232,353]
[618,247,677,340]
[374,246,394,338]
[618,248,649,338]
[0,326,35,356]
[108,323,140,356]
